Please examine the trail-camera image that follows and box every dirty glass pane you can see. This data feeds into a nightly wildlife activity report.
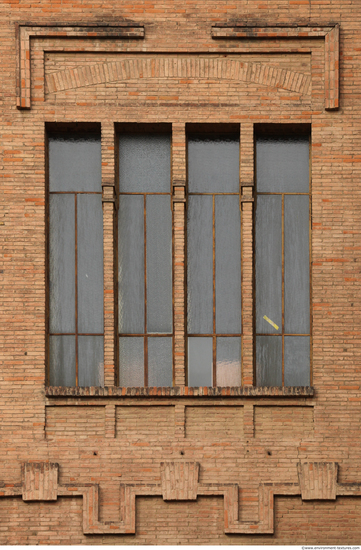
[148,337,173,387]
[216,337,241,386]
[255,196,282,334]
[77,195,104,334]
[49,195,75,333]
[146,196,172,333]
[118,196,144,334]
[49,135,101,192]
[284,336,310,386]
[284,196,310,334]
[256,136,309,193]
[78,336,104,387]
[188,136,239,193]
[215,196,241,334]
[49,335,76,386]
[119,337,144,386]
[256,336,282,386]
[119,134,171,193]
[187,196,213,334]
[188,337,213,387]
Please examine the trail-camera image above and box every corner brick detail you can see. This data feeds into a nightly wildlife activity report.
[16,24,145,109]
[212,24,339,110]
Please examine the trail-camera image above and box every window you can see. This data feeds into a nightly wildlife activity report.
[46,122,311,389]
[187,126,242,387]
[47,125,104,387]
[117,126,173,387]
[255,127,311,387]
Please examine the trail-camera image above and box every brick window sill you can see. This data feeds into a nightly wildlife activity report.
[45,386,314,398]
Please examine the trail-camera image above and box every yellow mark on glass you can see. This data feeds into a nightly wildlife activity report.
[263,315,279,330]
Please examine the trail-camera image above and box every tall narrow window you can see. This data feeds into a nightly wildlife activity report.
[48,129,104,387]
[187,127,242,387]
[255,129,311,386]
[118,127,173,387]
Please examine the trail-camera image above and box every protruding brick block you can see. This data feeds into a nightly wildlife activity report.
[298,462,337,500]
[22,462,58,501]
[161,461,199,500]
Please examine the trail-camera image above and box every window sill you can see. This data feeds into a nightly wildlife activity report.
[45,386,314,398]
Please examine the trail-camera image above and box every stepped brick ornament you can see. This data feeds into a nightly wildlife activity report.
[212,24,340,110]
[0,460,360,535]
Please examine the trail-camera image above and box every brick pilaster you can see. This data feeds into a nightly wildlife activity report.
[101,122,116,386]
[172,124,187,387]
[240,123,254,386]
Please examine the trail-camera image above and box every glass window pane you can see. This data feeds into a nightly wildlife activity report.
[256,137,309,193]
[49,335,76,386]
[256,336,282,386]
[119,337,144,386]
[119,134,171,193]
[255,196,282,334]
[216,337,241,386]
[49,135,101,192]
[148,337,173,387]
[77,195,104,334]
[215,196,241,334]
[188,136,239,193]
[49,195,75,333]
[118,196,145,334]
[188,337,212,387]
[78,336,104,387]
[284,196,310,334]
[187,196,213,334]
[146,196,172,333]
[284,336,310,386]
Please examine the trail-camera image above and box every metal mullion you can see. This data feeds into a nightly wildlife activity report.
[257,192,309,196]
[212,194,216,387]
[309,133,313,385]
[144,194,148,386]
[74,193,78,387]
[49,191,101,195]
[188,192,239,196]
[171,189,175,387]
[118,192,170,196]
[118,333,172,338]
[256,333,310,337]
[189,333,242,338]
[281,193,285,387]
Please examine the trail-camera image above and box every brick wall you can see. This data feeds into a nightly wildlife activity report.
[2,0,361,544]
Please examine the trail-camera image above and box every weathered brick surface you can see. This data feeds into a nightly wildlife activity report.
[2,0,361,544]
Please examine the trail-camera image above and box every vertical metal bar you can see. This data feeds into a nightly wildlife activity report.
[171,193,175,386]
[144,194,148,386]
[45,130,50,386]
[75,193,78,387]
[281,193,285,387]
[212,194,216,387]
[308,133,313,385]
[144,336,148,387]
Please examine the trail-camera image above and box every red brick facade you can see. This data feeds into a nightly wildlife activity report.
[2,0,361,544]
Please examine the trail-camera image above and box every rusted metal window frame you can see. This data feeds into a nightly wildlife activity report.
[116,124,174,387]
[45,123,103,387]
[254,125,312,387]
